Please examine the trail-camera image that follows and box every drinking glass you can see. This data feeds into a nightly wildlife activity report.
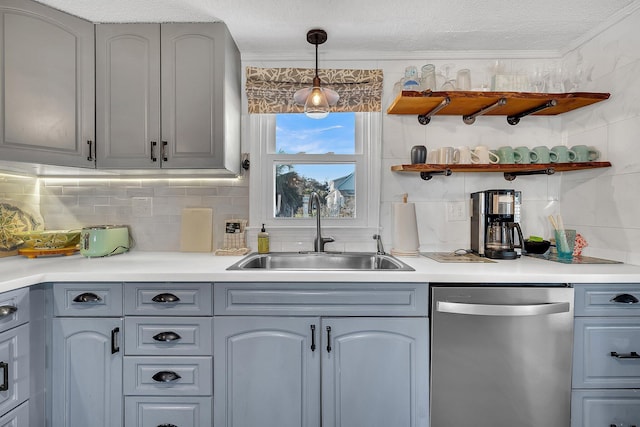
[420,64,437,91]
[439,64,456,90]
[555,229,576,259]
[456,69,471,90]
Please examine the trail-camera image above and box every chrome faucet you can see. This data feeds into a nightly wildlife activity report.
[309,192,334,252]
[373,234,385,255]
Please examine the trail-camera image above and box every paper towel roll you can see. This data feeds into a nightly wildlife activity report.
[392,202,419,253]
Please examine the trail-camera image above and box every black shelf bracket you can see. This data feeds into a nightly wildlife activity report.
[463,98,507,124]
[420,169,452,181]
[417,97,450,125]
[504,167,555,181]
[507,99,558,125]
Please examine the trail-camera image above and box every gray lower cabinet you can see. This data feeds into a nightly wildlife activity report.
[0,0,94,168]
[123,283,213,427]
[0,401,29,426]
[213,282,430,427]
[50,283,124,427]
[572,284,640,427]
[96,23,240,172]
[0,288,30,426]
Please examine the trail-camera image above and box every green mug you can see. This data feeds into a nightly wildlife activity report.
[514,146,531,164]
[498,146,515,164]
[550,146,577,163]
[531,146,550,164]
[571,145,601,162]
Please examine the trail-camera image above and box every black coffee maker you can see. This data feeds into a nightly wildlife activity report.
[470,189,525,259]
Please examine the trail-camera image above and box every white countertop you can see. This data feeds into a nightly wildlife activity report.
[2,250,640,293]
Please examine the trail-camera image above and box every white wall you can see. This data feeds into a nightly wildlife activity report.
[559,7,640,264]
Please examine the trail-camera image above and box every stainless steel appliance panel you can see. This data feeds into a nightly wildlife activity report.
[430,286,573,427]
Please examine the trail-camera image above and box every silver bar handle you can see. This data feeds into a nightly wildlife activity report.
[437,301,570,316]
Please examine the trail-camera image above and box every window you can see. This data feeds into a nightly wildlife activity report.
[249,112,381,230]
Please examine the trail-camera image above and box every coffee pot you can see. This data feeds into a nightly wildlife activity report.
[470,190,525,259]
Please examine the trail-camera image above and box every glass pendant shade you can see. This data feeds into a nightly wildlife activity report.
[293,29,339,119]
[304,78,330,119]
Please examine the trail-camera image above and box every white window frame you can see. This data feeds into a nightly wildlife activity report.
[248,112,381,231]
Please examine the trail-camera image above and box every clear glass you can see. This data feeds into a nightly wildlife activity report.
[275,113,355,154]
[274,163,356,219]
[555,229,576,259]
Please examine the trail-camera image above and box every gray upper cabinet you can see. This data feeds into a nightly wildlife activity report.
[0,0,95,168]
[96,23,241,173]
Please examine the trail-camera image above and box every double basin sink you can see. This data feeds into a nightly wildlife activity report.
[227,252,414,271]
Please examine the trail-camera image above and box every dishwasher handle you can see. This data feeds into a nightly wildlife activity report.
[437,301,570,317]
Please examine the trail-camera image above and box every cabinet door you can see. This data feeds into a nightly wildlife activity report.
[0,324,29,417]
[213,317,321,427]
[322,318,429,427]
[0,0,94,168]
[95,24,161,169]
[160,23,227,169]
[52,318,123,427]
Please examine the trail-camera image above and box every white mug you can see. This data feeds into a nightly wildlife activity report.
[427,150,438,164]
[471,145,500,164]
[453,146,473,164]
[437,146,455,164]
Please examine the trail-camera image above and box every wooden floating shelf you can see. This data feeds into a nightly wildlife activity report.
[386,91,611,125]
[391,162,612,181]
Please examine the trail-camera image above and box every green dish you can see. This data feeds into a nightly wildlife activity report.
[14,230,81,249]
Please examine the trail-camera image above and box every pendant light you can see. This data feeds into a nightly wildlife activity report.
[293,29,339,119]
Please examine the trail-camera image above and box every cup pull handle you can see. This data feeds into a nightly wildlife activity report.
[610,351,640,359]
[73,292,102,303]
[152,293,180,303]
[153,331,182,342]
[610,293,639,304]
[0,306,17,318]
[152,371,181,383]
[157,424,178,427]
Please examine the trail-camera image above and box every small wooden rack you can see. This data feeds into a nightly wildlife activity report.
[391,162,612,181]
[386,91,610,125]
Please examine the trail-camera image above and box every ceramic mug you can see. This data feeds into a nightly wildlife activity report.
[411,145,427,164]
[427,150,438,163]
[550,145,577,163]
[571,145,601,162]
[531,146,551,164]
[497,146,515,164]
[453,146,473,164]
[513,146,531,164]
[437,146,455,164]
[471,145,500,164]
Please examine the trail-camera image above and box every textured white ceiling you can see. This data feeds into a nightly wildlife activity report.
[35,0,640,56]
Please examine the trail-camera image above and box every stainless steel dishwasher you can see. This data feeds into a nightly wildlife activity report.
[430,285,574,427]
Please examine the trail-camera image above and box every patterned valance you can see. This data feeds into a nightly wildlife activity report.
[245,67,383,114]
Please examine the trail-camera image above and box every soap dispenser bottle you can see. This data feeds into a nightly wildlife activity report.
[258,224,270,253]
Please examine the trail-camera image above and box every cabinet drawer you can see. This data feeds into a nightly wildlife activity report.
[214,282,429,316]
[53,283,123,317]
[573,317,640,388]
[125,396,211,427]
[0,288,29,333]
[124,283,212,316]
[0,400,29,426]
[575,284,640,317]
[571,390,640,427]
[0,324,29,417]
[124,317,212,355]
[123,356,212,396]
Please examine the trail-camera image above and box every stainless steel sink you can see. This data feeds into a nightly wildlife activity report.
[227,252,414,271]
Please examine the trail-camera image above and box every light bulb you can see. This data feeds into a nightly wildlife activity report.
[304,86,330,119]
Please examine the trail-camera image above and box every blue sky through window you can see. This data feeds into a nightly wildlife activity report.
[276,113,355,183]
